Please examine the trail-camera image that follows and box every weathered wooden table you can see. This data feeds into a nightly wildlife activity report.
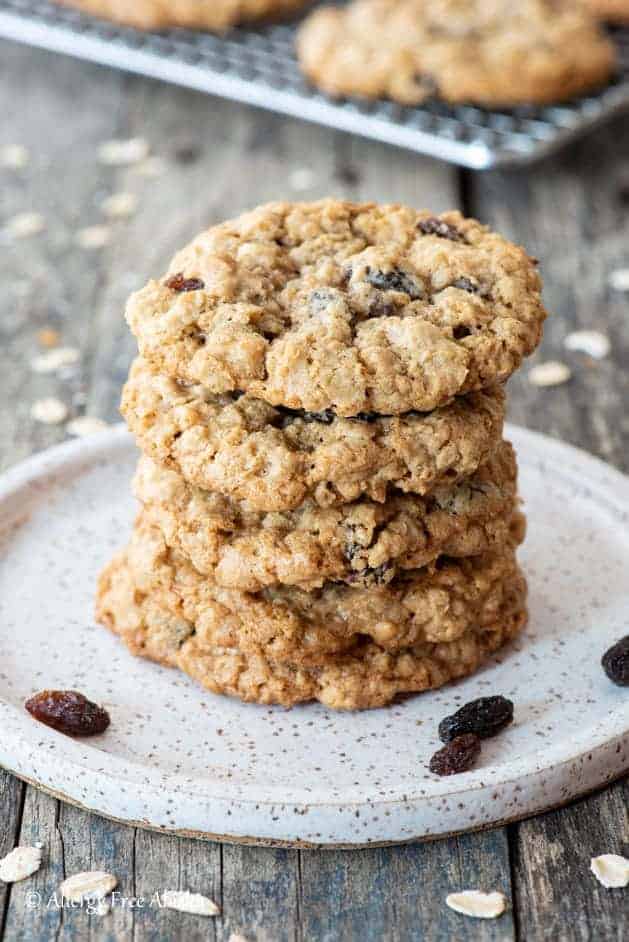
[1,39,628,942]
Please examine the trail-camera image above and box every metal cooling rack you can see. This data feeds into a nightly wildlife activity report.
[1,0,629,169]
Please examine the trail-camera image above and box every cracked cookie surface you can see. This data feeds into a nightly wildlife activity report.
[56,0,307,31]
[122,357,506,512]
[96,514,526,668]
[96,527,527,709]
[134,440,519,591]
[297,0,615,107]
[126,200,546,415]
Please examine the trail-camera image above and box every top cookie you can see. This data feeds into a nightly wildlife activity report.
[126,200,546,417]
[297,0,615,107]
[56,0,307,31]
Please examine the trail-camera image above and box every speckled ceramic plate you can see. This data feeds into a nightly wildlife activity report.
[0,425,627,847]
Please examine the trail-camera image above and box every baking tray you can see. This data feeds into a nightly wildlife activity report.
[1,0,629,169]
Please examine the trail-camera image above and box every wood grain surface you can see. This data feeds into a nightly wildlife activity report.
[0,39,628,942]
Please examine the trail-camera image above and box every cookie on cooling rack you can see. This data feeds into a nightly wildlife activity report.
[56,0,308,31]
[587,0,629,22]
[296,0,616,106]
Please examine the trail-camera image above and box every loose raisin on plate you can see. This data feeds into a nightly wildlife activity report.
[25,690,110,737]
[429,733,481,776]
[438,695,514,743]
[417,217,464,242]
[602,636,629,686]
[164,272,205,292]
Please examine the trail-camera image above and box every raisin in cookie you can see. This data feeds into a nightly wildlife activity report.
[297,0,615,107]
[122,357,506,512]
[96,513,526,667]
[125,200,546,416]
[134,440,519,591]
[56,0,307,31]
[97,547,527,709]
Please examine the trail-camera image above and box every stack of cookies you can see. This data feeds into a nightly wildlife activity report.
[96,200,547,710]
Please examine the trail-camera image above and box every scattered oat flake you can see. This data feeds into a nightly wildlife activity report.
[66,416,109,437]
[162,890,220,916]
[60,871,117,902]
[0,846,43,883]
[609,268,629,292]
[31,346,80,373]
[564,330,610,360]
[101,192,138,219]
[289,167,316,192]
[134,156,166,178]
[12,280,31,297]
[1,144,30,169]
[446,890,506,919]
[76,225,112,250]
[228,935,248,942]
[591,854,629,888]
[31,398,69,425]
[98,137,149,166]
[528,361,572,387]
[5,212,45,239]
[37,327,60,349]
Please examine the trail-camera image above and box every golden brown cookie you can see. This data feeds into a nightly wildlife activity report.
[96,513,526,668]
[96,536,528,710]
[133,441,519,591]
[125,200,546,416]
[297,0,615,107]
[587,0,629,22]
[56,0,307,31]
[122,357,506,513]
